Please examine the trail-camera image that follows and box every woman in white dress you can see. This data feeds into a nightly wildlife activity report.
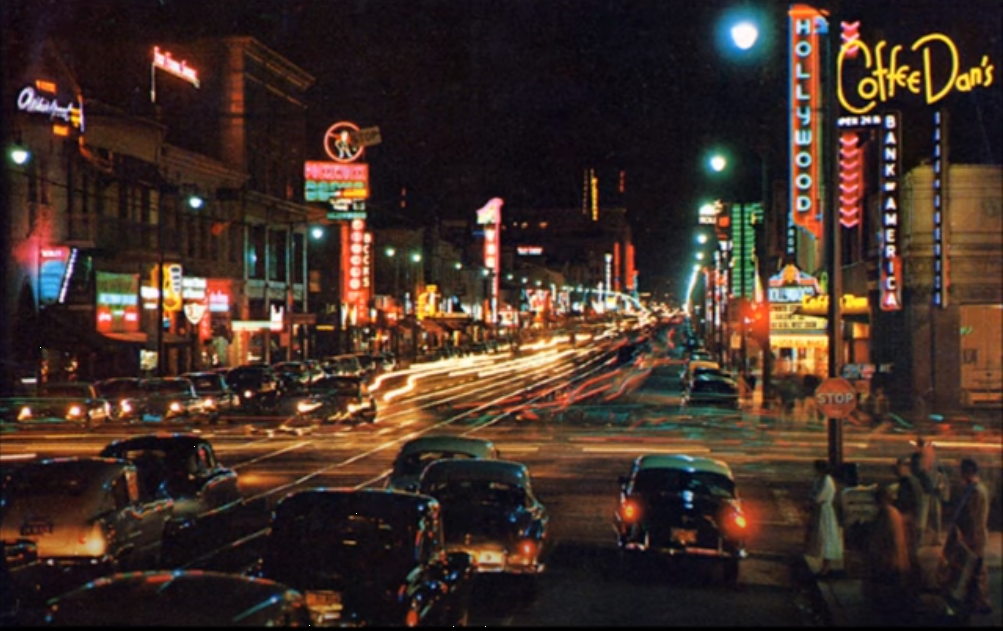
[805,459,844,577]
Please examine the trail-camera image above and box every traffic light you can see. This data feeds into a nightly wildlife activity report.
[748,300,769,343]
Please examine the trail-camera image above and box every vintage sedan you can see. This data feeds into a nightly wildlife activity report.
[43,570,312,626]
[93,377,146,422]
[226,364,282,411]
[0,457,174,598]
[418,459,549,577]
[613,454,749,585]
[257,488,474,627]
[3,382,111,428]
[139,377,206,422]
[681,374,741,410]
[180,371,238,423]
[386,435,501,493]
[98,433,242,521]
[292,375,377,424]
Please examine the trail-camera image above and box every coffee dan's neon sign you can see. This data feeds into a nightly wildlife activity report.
[838,33,995,115]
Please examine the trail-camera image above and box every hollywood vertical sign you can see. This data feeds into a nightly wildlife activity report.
[788,5,826,257]
[342,219,371,325]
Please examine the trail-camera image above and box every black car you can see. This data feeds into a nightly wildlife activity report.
[613,454,749,586]
[257,488,474,627]
[226,365,282,411]
[93,377,146,422]
[180,371,239,422]
[681,374,741,410]
[292,375,377,424]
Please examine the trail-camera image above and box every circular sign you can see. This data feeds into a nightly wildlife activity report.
[815,377,858,418]
[324,121,364,163]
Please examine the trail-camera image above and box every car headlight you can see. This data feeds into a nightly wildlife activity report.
[17,406,32,421]
[297,400,323,414]
[80,522,108,558]
[169,401,183,413]
[244,390,255,399]
[205,397,217,409]
[67,404,84,418]
[121,400,133,414]
[347,403,360,414]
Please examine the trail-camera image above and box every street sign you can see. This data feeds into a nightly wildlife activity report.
[815,377,857,418]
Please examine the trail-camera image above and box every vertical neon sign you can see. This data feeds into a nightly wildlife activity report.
[476,198,504,324]
[932,109,949,308]
[879,112,902,311]
[789,4,825,252]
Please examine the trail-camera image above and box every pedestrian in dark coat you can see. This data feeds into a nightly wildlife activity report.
[893,456,925,587]
[866,485,912,615]
[950,458,992,616]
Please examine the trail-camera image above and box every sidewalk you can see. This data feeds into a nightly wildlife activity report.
[804,531,1002,627]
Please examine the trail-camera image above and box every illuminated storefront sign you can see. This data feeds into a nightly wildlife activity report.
[341,220,371,324]
[152,46,200,88]
[788,4,825,244]
[879,112,903,311]
[932,109,949,308]
[517,246,543,256]
[304,161,369,202]
[141,263,183,312]
[838,33,996,115]
[799,293,870,316]
[768,264,823,334]
[324,121,365,163]
[476,198,503,324]
[17,81,84,133]
[38,246,72,306]
[96,272,140,333]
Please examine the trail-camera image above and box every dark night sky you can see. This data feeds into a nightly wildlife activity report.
[5,0,1001,297]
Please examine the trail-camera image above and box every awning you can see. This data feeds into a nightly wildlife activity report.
[421,318,471,334]
[101,332,148,344]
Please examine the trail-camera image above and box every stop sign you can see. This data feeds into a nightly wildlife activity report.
[815,377,858,418]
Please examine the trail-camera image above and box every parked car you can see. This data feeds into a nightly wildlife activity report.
[681,374,741,410]
[98,433,242,521]
[613,454,749,585]
[180,371,238,422]
[386,435,501,493]
[0,457,175,598]
[138,377,205,422]
[321,354,365,379]
[256,488,474,627]
[2,382,111,429]
[93,377,146,422]
[418,459,549,577]
[292,375,377,424]
[43,570,312,627]
[225,364,282,411]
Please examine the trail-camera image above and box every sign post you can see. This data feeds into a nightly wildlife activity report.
[815,377,857,475]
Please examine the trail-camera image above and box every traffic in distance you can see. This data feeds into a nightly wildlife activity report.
[2,309,999,626]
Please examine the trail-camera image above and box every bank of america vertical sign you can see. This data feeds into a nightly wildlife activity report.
[788,4,825,256]
[879,112,902,311]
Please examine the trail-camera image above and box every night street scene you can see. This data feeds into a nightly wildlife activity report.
[1,0,1001,627]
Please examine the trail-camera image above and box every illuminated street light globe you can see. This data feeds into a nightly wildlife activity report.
[311,226,325,239]
[731,21,759,50]
[697,233,709,244]
[709,154,727,173]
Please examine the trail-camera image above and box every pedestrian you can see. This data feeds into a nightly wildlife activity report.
[801,374,822,425]
[873,386,891,426]
[893,455,926,586]
[945,458,992,616]
[805,459,844,577]
[913,436,950,545]
[866,484,912,615]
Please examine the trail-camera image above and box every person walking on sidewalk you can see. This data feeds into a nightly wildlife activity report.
[866,484,912,615]
[805,459,844,577]
[950,458,992,616]
[893,455,926,587]
[913,437,950,545]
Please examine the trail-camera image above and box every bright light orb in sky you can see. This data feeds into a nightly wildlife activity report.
[730,21,759,50]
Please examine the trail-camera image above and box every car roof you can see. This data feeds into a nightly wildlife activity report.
[635,454,734,479]
[420,459,529,487]
[46,570,308,627]
[687,360,721,370]
[275,488,438,521]
[16,457,132,482]
[100,432,207,455]
[397,435,497,458]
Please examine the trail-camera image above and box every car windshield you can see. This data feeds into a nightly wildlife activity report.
[38,385,91,398]
[143,381,191,396]
[692,379,737,394]
[633,469,736,500]
[423,479,527,509]
[96,381,143,398]
[187,375,223,392]
[396,450,480,476]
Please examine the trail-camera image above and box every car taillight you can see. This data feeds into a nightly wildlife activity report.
[734,514,747,530]
[518,539,537,558]
[405,608,420,628]
[620,499,641,523]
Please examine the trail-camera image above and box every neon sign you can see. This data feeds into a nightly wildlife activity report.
[324,121,364,163]
[304,161,369,202]
[838,34,995,115]
[788,5,825,242]
[879,112,903,312]
[838,131,863,228]
[152,46,200,88]
[932,110,949,308]
[17,83,84,132]
[342,220,371,324]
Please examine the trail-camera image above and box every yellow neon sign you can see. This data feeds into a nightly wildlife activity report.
[838,33,995,115]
